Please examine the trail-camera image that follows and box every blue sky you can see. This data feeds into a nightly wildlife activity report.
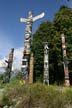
[0,0,72,60]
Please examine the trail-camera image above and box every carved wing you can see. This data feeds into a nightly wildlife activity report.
[33,12,45,22]
[20,18,28,22]
[0,59,7,68]
[5,60,8,63]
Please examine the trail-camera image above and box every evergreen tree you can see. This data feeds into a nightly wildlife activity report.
[32,6,72,84]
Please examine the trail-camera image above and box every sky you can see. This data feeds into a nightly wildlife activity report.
[0,0,72,72]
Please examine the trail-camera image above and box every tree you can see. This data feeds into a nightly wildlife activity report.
[54,6,72,84]
[32,6,72,84]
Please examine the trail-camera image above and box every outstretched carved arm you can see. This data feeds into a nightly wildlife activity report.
[20,18,28,22]
[33,12,45,22]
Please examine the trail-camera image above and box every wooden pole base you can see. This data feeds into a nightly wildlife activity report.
[65,80,70,87]
[29,53,34,84]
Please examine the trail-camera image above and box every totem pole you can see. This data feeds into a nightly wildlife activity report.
[29,53,34,84]
[20,11,45,81]
[61,33,70,87]
[43,42,49,85]
[3,48,14,83]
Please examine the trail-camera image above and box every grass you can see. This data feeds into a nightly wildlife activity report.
[0,79,72,108]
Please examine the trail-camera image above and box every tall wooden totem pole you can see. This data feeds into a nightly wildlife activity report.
[61,33,70,87]
[43,42,49,85]
[20,11,45,82]
[29,53,34,84]
[3,48,14,83]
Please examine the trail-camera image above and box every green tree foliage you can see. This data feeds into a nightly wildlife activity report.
[32,6,72,84]
[54,6,72,84]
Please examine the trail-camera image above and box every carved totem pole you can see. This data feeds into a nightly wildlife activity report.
[20,11,45,82]
[29,53,34,83]
[61,33,70,87]
[3,48,14,83]
[43,42,49,85]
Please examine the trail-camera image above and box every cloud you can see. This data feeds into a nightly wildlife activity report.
[12,47,23,71]
[0,47,23,73]
[0,30,23,73]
